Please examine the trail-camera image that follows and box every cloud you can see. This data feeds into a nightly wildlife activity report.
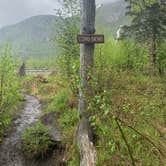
[0,0,117,28]
[0,0,59,27]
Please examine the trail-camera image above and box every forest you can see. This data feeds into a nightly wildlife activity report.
[0,0,166,166]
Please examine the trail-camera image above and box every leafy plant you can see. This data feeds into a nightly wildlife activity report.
[123,0,166,75]
[21,122,56,159]
[53,0,80,95]
[0,43,20,140]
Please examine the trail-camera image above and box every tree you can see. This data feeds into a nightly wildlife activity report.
[123,0,166,75]
[54,0,80,94]
[78,0,97,166]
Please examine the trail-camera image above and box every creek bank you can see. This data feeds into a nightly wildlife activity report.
[40,112,62,143]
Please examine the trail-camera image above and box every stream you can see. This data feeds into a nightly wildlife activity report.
[0,95,42,166]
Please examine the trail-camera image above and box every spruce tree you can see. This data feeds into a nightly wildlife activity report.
[123,0,166,75]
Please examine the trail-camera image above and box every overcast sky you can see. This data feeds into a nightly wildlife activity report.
[0,0,117,28]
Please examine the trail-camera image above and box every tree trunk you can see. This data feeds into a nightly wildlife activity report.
[78,0,97,166]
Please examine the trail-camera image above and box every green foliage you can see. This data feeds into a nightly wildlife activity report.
[0,44,20,108]
[58,108,79,137]
[123,0,166,75]
[95,39,148,74]
[68,144,80,166]
[57,100,79,165]
[44,87,79,140]
[156,42,166,75]
[22,122,55,159]
[54,0,80,95]
[0,43,21,140]
[123,0,166,41]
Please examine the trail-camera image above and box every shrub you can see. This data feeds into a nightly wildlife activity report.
[0,43,21,140]
[21,122,55,159]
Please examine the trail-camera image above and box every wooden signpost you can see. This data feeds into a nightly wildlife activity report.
[77,0,105,166]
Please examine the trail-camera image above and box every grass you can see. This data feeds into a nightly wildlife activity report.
[21,122,56,159]
[91,71,166,166]
[0,95,24,143]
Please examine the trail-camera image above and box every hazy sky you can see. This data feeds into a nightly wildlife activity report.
[0,0,117,28]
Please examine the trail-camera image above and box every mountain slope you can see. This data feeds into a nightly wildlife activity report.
[0,15,58,59]
[96,0,128,36]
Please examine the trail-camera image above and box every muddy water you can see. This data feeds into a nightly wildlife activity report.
[0,95,42,166]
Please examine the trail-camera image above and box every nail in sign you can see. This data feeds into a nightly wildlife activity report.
[77,34,104,44]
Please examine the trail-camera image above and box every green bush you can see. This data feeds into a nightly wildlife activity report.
[21,122,55,159]
[95,39,148,72]
[0,43,21,140]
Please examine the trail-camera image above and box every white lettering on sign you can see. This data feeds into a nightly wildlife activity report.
[77,34,104,44]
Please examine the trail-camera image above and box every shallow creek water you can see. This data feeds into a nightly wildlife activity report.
[0,95,42,166]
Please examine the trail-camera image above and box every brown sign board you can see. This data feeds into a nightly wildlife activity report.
[77,34,104,44]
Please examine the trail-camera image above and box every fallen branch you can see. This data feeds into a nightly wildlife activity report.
[115,118,136,166]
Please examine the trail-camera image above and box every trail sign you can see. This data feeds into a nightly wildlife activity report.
[77,34,104,44]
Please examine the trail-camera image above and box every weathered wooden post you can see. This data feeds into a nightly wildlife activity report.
[77,0,104,165]
[19,62,26,77]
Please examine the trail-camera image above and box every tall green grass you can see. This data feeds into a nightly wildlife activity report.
[95,39,148,72]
